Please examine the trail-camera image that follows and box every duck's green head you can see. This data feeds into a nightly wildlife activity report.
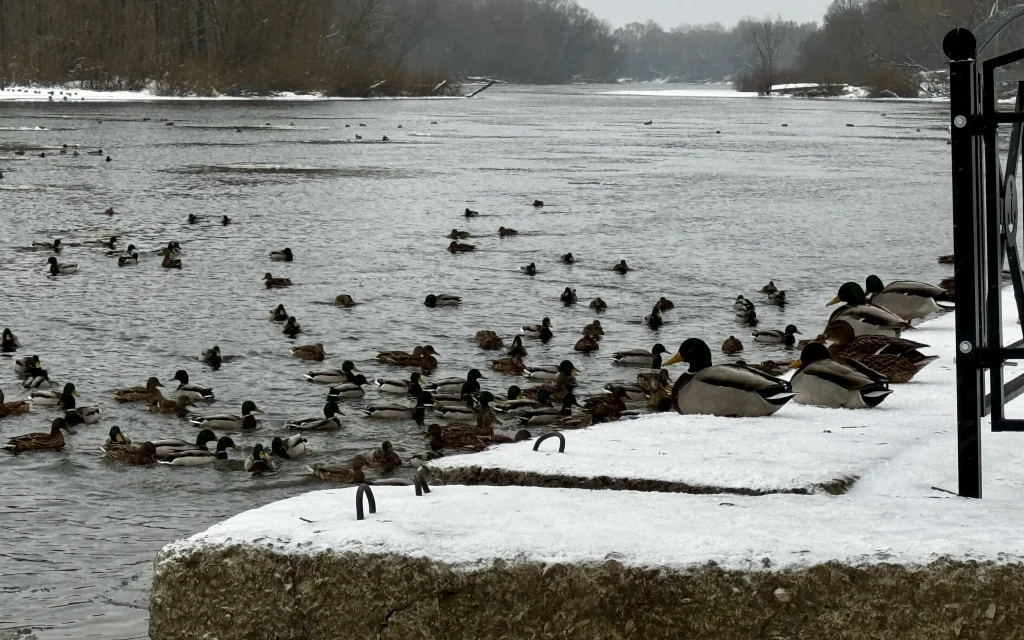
[865,275,885,294]
[793,342,831,369]
[381,440,394,453]
[829,282,867,307]
[2,328,12,340]
[652,344,667,356]
[537,388,551,404]
[251,443,267,460]
[324,401,340,417]
[351,374,368,386]
[342,360,359,373]
[216,436,240,453]
[196,429,217,448]
[424,294,438,307]
[507,385,521,400]
[241,400,262,415]
[478,391,494,407]
[665,339,712,371]
[656,397,672,412]
[271,437,288,458]
[558,360,577,376]
[63,383,78,397]
[410,371,421,383]
[416,391,434,407]
[467,369,485,382]
[785,324,801,336]
[108,426,125,443]
[541,317,552,329]
[172,370,189,384]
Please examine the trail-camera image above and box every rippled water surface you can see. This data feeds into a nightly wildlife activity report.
[0,85,951,638]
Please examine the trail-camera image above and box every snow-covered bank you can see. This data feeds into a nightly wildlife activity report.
[0,85,467,102]
[602,84,950,101]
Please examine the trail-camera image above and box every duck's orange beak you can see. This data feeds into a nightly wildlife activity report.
[826,296,841,306]
[664,353,684,366]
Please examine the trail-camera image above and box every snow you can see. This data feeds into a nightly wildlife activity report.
[602,88,756,99]
[161,288,1024,571]
[0,85,465,103]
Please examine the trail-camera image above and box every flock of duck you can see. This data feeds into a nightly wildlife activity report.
[1,209,956,483]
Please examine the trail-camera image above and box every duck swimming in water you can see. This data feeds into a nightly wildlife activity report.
[424,294,461,308]
[2,328,20,352]
[753,324,801,346]
[561,252,575,264]
[46,256,77,275]
[270,304,289,322]
[521,263,537,276]
[263,273,292,288]
[560,288,577,305]
[613,260,630,274]
[269,248,293,262]
[613,344,668,368]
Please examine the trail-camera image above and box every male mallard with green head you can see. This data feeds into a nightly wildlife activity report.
[790,343,893,409]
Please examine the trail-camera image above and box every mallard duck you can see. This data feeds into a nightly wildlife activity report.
[657,297,675,311]
[263,273,292,288]
[560,287,577,305]
[118,252,139,266]
[761,281,779,295]
[60,393,101,425]
[4,417,70,453]
[522,318,553,340]
[735,306,758,327]
[613,344,668,368]
[475,330,504,350]
[376,371,422,395]
[152,429,216,458]
[244,444,277,473]
[575,336,600,353]
[664,338,796,417]
[864,275,952,322]
[291,343,326,361]
[493,386,547,413]
[722,336,744,354]
[744,360,791,377]
[424,424,487,451]
[938,277,955,298]
[269,248,293,262]
[790,343,893,409]
[307,456,367,483]
[104,426,130,447]
[189,400,262,430]
[363,391,433,419]
[114,377,164,403]
[377,346,420,364]
[645,306,663,330]
[561,252,575,264]
[170,370,215,401]
[492,355,527,376]
[379,345,439,372]
[22,370,50,390]
[636,368,672,394]
[464,208,479,218]
[221,215,231,225]
[499,227,518,237]
[602,382,647,401]
[102,441,158,465]
[507,335,527,358]
[30,382,76,406]
[0,388,31,416]
[448,241,475,253]
[269,304,289,322]
[334,294,358,307]
[14,355,40,376]
[148,395,194,416]
[821,321,937,383]
[157,241,182,257]
[533,199,545,207]
[161,254,182,269]
[582,320,604,339]
[526,360,577,381]
[202,346,222,369]
[188,213,199,224]
[327,375,369,400]
[366,440,402,473]
[519,392,580,426]
[31,239,62,252]
[521,262,537,276]
[426,369,486,395]
[159,435,239,466]
[753,325,801,345]
[270,435,307,459]
[733,295,753,311]
[827,282,910,337]
[305,360,360,384]
[613,260,630,274]
[447,229,471,239]
[1,328,19,352]
[938,254,954,265]
[110,243,137,258]
[282,317,302,337]
[47,256,77,275]
[437,391,494,423]
[590,297,607,311]
[767,290,787,306]
[425,294,462,308]
[287,401,342,430]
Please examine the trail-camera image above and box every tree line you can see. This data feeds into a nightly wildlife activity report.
[0,0,1022,95]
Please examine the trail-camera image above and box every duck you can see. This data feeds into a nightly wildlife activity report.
[533,199,545,207]
[474,330,504,350]
[761,281,779,295]
[378,345,439,371]
[519,392,580,426]
[645,306,664,330]
[282,317,302,337]
[827,282,910,337]
[722,336,744,354]
[492,355,527,375]
[4,418,70,453]
[244,444,277,473]
[499,227,518,237]
[269,248,293,262]
[264,273,292,288]
[60,393,101,425]
[202,346,222,369]
[363,391,433,419]
[110,243,137,257]
[525,360,577,382]
[735,306,759,327]
[102,441,158,465]
[745,360,791,377]
[603,382,648,402]
[437,392,495,424]
[221,215,231,225]
[493,386,546,413]
[582,320,604,339]
[521,262,537,276]
[170,370,215,401]
[590,297,607,312]
[46,256,77,275]
[158,436,240,466]
[561,252,575,264]
[147,396,194,417]
[821,321,938,383]
[113,377,164,403]
[543,361,578,401]
[161,254,182,269]
[612,260,630,274]
[560,287,578,305]
[938,255,954,265]
[447,229,471,239]
[307,456,367,483]
[269,304,289,322]
[636,368,673,395]
[464,208,479,218]
[30,382,75,407]
[1,328,19,352]
[582,388,629,423]
[733,295,752,311]
[864,275,953,322]
[151,429,217,458]
[188,214,199,224]
[291,343,325,361]
[448,241,475,253]
[664,338,796,417]
[14,355,41,376]
[270,435,307,459]
[305,360,360,384]
[287,401,343,431]
[118,252,139,266]
[613,344,668,368]
[83,236,117,249]
[767,290,787,306]
[157,241,182,257]
[0,388,31,416]
[87,149,103,156]
[375,371,422,395]
[334,294,358,307]
[507,335,528,358]
[426,369,486,395]
[424,424,487,451]
[327,374,369,400]
[104,426,130,447]
[425,294,462,308]
[366,441,402,473]
[189,400,262,430]
[790,343,893,409]
[752,324,801,346]
[31,239,62,252]
[21,369,49,390]
[574,336,600,353]
[521,318,553,343]
[657,297,675,311]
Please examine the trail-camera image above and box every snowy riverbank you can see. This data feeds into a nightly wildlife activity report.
[0,84,469,103]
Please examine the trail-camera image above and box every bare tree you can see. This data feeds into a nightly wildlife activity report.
[749,16,789,95]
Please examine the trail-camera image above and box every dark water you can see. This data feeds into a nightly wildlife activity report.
[0,85,951,638]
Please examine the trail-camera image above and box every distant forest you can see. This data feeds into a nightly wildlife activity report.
[0,0,1022,96]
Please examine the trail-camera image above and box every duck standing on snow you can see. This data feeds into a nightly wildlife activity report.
[171,370,215,401]
[790,343,893,409]
[46,256,77,275]
[821,320,938,383]
[190,400,262,431]
[864,275,953,322]
[269,248,293,262]
[827,282,910,337]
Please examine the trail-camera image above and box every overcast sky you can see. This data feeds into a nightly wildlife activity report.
[577,0,833,28]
